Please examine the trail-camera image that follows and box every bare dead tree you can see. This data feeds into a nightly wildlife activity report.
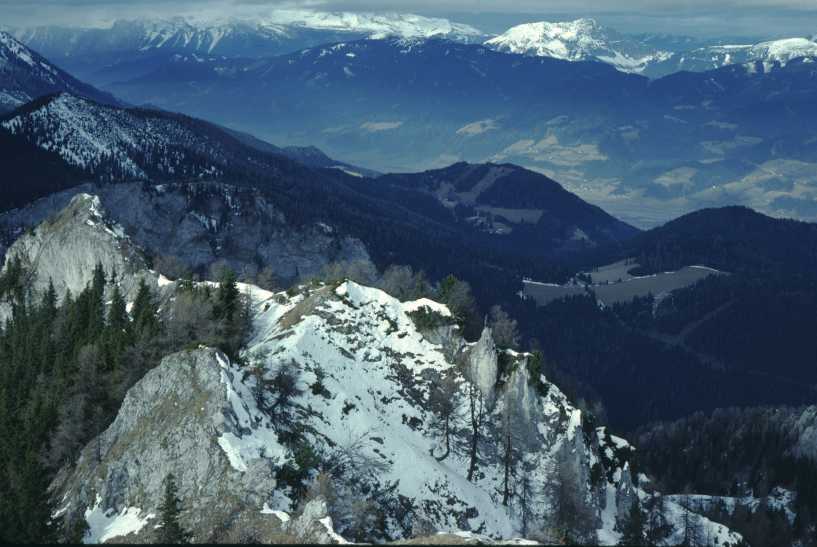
[466,381,485,482]
[428,373,459,462]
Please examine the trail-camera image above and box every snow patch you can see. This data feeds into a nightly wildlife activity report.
[83,495,154,544]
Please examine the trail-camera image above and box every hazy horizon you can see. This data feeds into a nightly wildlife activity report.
[1,0,816,40]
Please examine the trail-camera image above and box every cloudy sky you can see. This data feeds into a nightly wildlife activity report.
[2,0,816,38]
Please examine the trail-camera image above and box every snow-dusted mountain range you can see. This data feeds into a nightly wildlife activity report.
[0,31,116,111]
[6,10,483,83]
[484,19,674,74]
[7,11,817,84]
[0,92,277,181]
[651,36,817,76]
[484,18,817,77]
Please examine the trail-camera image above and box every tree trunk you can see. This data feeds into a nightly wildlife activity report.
[467,385,481,482]
[502,430,511,505]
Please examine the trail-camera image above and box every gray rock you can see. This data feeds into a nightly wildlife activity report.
[53,349,278,543]
[0,181,371,285]
[0,193,161,321]
[466,327,499,403]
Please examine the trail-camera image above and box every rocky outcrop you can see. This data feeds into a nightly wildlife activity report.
[30,197,739,545]
[466,327,499,403]
[54,278,646,544]
[52,348,350,544]
[0,181,371,283]
[0,193,161,321]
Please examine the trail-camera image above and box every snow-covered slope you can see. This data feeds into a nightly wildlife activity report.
[0,31,116,111]
[645,36,817,77]
[11,10,482,62]
[254,10,482,41]
[0,91,373,184]
[485,20,817,78]
[40,193,741,543]
[485,19,672,74]
[0,93,233,180]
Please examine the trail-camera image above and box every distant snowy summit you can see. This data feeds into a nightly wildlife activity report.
[484,18,672,74]
[656,36,817,75]
[251,9,483,41]
[484,18,817,77]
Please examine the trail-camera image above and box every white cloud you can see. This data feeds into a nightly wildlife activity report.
[0,0,815,37]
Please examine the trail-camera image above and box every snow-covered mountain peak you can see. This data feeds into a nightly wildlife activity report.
[255,9,483,41]
[748,36,817,62]
[0,30,37,67]
[0,93,237,181]
[485,19,607,61]
[484,18,672,73]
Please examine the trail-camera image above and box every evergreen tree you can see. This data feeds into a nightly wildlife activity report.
[215,268,239,322]
[619,500,646,546]
[157,473,191,544]
[104,284,130,370]
[213,268,246,358]
[131,278,158,338]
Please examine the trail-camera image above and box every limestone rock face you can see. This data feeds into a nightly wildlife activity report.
[466,327,499,403]
[53,349,267,542]
[0,193,163,323]
[2,193,150,300]
[0,181,371,283]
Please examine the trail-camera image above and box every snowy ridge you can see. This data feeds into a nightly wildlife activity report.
[0,31,114,110]
[485,19,672,74]
[34,194,741,543]
[10,10,482,61]
[194,278,738,544]
[650,36,817,77]
[485,20,817,77]
[211,279,606,540]
[255,10,482,41]
[0,93,229,180]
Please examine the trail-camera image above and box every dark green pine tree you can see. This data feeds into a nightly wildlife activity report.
[35,280,58,374]
[4,448,58,544]
[157,473,191,544]
[619,499,646,546]
[85,263,107,341]
[215,268,239,322]
[214,268,244,358]
[103,284,130,371]
[131,278,159,339]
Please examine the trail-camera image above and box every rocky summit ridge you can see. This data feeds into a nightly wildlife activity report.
[2,195,742,545]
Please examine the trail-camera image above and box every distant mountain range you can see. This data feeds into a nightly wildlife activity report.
[7,11,484,84]
[90,35,817,226]
[8,13,817,86]
[484,18,817,78]
[0,90,635,292]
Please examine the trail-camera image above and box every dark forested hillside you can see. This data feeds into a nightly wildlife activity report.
[0,260,250,543]
[371,162,637,256]
[509,208,817,432]
[0,129,85,211]
[505,293,816,432]
[635,407,817,547]
[625,206,817,275]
